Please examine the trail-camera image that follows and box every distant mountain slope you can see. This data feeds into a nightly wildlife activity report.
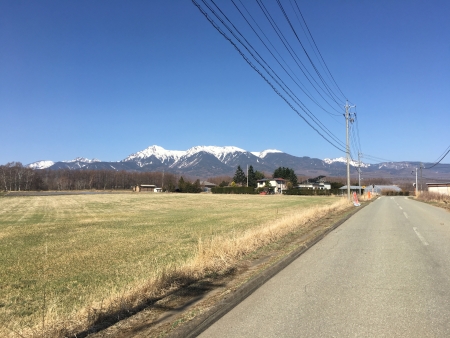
[26,145,450,180]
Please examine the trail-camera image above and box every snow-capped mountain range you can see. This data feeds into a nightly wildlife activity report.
[323,157,370,168]
[26,145,450,178]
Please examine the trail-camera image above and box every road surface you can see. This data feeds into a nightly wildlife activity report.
[200,197,450,337]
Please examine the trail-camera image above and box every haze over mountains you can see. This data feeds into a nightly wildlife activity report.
[27,145,450,180]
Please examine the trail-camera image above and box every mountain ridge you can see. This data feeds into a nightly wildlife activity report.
[26,145,450,180]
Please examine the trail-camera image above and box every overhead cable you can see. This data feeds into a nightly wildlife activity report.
[255,0,344,113]
[206,0,346,149]
[192,0,346,153]
[291,0,347,100]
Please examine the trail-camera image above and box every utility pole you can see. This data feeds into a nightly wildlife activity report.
[420,162,423,192]
[247,164,249,188]
[415,168,418,196]
[411,168,418,196]
[358,152,362,195]
[345,100,355,201]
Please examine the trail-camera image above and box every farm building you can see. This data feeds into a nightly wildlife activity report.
[256,178,286,194]
[341,184,401,195]
[426,182,450,195]
[133,184,157,192]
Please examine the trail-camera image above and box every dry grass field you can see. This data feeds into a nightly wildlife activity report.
[0,193,349,336]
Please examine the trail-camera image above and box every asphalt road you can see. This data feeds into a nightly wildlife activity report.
[199,197,450,337]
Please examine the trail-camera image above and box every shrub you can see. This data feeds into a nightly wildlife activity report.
[211,186,256,194]
[284,189,331,196]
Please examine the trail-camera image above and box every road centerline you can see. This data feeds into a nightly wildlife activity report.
[413,227,429,246]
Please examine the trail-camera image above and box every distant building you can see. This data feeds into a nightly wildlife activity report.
[342,184,401,195]
[426,182,450,195]
[298,176,331,190]
[133,184,157,192]
[256,178,286,193]
[200,181,216,193]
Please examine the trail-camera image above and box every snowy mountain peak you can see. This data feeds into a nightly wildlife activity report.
[185,145,246,158]
[63,157,101,163]
[323,157,370,168]
[252,149,283,158]
[122,145,185,163]
[27,160,55,170]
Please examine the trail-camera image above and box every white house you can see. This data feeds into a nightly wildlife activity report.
[298,176,331,190]
[426,182,450,195]
[256,178,286,193]
[298,182,331,190]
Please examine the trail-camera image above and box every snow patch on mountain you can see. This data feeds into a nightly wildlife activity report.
[323,157,370,168]
[252,149,283,158]
[63,157,101,163]
[28,160,55,169]
[185,146,246,159]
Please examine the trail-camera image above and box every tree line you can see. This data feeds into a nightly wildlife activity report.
[0,162,181,192]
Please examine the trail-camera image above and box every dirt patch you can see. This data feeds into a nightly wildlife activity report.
[88,203,366,338]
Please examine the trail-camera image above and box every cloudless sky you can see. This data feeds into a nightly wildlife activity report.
[1,0,449,165]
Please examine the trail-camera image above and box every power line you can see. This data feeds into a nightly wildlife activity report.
[232,0,341,117]
[192,0,346,153]
[424,145,450,169]
[255,0,344,114]
[205,0,346,149]
[275,0,343,106]
[291,0,347,101]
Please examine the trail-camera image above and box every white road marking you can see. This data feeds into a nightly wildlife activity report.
[403,212,408,219]
[390,197,394,200]
[399,206,403,210]
[413,227,429,246]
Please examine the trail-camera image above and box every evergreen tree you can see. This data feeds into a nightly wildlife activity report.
[192,179,202,193]
[247,165,257,188]
[273,167,298,187]
[255,170,265,181]
[288,170,298,186]
[233,165,247,186]
[178,176,185,192]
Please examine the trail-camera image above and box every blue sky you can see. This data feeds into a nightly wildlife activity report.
[1,0,449,165]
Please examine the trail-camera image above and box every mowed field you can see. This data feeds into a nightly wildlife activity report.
[0,193,343,335]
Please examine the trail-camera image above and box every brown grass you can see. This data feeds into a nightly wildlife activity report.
[41,199,350,337]
[0,194,351,337]
[416,191,450,205]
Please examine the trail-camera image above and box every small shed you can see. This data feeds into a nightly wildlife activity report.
[133,184,156,192]
[426,182,450,195]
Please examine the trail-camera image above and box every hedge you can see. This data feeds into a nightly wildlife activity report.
[284,189,331,196]
[211,186,257,194]
[381,190,409,196]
